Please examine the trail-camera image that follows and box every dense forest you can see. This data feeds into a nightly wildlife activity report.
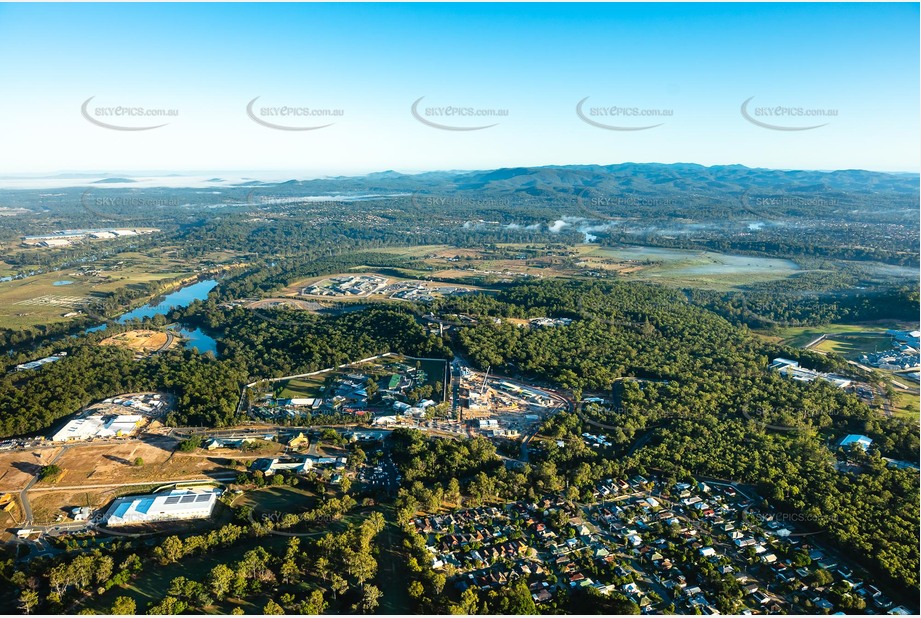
[440,280,919,593]
[0,250,916,601]
[0,303,449,437]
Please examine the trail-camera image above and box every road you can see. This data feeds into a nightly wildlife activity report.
[156,330,175,353]
[451,357,463,420]
[19,444,71,526]
[15,474,239,531]
[26,474,239,494]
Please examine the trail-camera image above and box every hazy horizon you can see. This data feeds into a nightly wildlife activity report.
[0,3,917,174]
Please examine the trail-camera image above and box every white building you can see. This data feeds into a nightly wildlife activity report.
[100,415,142,437]
[51,417,106,442]
[103,488,221,526]
[51,414,141,441]
[840,434,873,450]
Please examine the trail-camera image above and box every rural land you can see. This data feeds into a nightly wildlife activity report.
[0,163,916,617]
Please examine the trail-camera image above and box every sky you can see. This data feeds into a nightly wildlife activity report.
[0,2,917,176]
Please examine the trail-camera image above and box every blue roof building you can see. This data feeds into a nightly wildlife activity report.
[840,434,873,450]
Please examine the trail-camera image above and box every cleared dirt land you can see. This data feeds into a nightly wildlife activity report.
[246,298,327,311]
[32,436,287,487]
[45,439,231,487]
[0,446,65,491]
[99,329,172,354]
[32,436,254,487]
[29,486,132,524]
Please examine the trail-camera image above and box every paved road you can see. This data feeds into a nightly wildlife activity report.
[156,331,175,353]
[26,474,239,494]
[19,445,71,526]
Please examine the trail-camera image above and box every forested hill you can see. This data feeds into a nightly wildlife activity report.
[0,277,916,592]
[433,280,919,593]
[303,163,920,199]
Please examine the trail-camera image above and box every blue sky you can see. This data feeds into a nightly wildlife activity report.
[0,3,917,175]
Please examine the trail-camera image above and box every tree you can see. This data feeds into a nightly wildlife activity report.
[570,586,639,614]
[177,435,202,452]
[301,590,327,615]
[330,574,348,600]
[39,464,62,480]
[147,596,187,615]
[18,590,39,615]
[812,569,834,587]
[359,585,382,613]
[407,580,425,599]
[207,564,234,600]
[456,587,481,614]
[94,555,115,585]
[153,536,184,565]
[263,600,285,615]
[314,556,330,582]
[446,477,461,505]
[346,548,377,587]
[487,580,536,614]
[280,558,300,584]
[133,457,144,467]
[110,596,137,615]
[429,571,447,596]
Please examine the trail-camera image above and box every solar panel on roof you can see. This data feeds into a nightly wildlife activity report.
[195,494,211,503]
[180,495,196,503]
[135,498,155,514]
[111,502,131,518]
[164,496,181,505]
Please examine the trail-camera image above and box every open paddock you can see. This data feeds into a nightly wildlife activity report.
[0,446,65,492]
[36,438,178,486]
[99,329,173,354]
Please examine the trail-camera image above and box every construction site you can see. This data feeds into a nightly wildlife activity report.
[438,362,567,439]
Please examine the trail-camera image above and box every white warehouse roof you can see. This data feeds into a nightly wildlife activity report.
[51,417,106,442]
[104,489,221,526]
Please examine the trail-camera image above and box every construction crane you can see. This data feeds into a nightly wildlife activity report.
[480,365,490,395]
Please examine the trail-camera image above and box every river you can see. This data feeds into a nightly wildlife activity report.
[86,279,220,355]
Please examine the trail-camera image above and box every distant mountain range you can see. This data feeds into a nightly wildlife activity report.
[257,163,920,199]
[3,164,917,197]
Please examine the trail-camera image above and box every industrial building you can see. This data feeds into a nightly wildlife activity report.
[252,454,348,476]
[770,358,851,388]
[16,353,67,371]
[51,414,142,442]
[103,488,221,526]
[840,434,873,451]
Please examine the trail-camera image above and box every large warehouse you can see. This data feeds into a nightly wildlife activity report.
[103,488,221,526]
[50,414,142,442]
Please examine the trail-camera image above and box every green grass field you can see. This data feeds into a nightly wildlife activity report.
[87,532,292,614]
[761,323,913,349]
[577,245,803,290]
[0,247,245,330]
[236,485,319,515]
[889,390,920,420]
[813,334,894,358]
[275,376,326,399]
[361,355,447,392]
[272,354,447,403]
